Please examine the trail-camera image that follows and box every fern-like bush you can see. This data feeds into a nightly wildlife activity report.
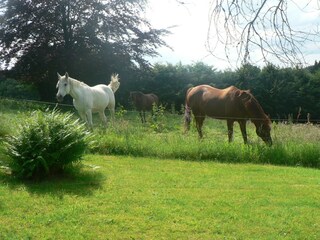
[5,109,91,179]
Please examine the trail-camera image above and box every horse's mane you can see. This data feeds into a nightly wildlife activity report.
[69,77,89,87]
[234,88,271,124]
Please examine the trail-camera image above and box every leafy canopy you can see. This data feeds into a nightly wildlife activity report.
[0,0,169,73]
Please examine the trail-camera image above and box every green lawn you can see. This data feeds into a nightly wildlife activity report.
[1,155,319,239]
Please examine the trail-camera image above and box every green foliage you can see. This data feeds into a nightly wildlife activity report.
[115,104,127,119]
[4,109,91,179]
[0,78,40,100]
[148,104,166,133]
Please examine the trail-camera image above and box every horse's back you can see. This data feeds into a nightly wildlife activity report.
[186,85,243,119]
[89,84,115,111]
[186,85,233,105]
[131,92,158,111]
[141,93,157,110]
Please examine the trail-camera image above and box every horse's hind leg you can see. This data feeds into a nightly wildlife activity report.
[107,102,115,121]
[98,111,108,127]
[139,111,144,123]
[195,115,205,138]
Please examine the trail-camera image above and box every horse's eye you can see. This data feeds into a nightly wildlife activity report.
[64,83,67,87]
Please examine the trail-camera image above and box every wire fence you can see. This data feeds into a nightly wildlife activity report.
[1,97,319,123]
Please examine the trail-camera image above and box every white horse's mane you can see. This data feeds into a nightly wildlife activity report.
[68,77,89,88]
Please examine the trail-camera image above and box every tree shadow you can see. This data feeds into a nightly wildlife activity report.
[0,163,106,198]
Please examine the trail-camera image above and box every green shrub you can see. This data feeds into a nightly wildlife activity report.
[0,78,40,100]
[5,109,91,179]
[149,104,166,133]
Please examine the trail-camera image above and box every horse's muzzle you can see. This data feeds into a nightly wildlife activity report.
[264,137,273,146]
[56,94,64,103]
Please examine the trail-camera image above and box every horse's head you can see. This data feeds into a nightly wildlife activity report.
[56,72,71,102]
[129,91,141,103]
[256,121,272,146]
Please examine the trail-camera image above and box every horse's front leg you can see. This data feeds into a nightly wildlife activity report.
[143,111,146,123]
[139,111,145,123]
[238,120,248,144]
[138,111,143,123]
[78,111,88,124]
[227,119,234,142]
[85,110,93,130]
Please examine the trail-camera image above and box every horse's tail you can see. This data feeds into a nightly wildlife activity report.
[184,104,192,132]
[184,87,193,132]
[108,73,120,93]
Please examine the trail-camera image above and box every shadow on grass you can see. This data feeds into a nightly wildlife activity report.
[0,163,105,197]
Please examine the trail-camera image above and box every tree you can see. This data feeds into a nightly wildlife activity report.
[207,0,320,67]
[0,0,169,99]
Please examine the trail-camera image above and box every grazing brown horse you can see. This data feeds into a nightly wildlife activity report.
[130,91,159,123]
[184,85,272,146]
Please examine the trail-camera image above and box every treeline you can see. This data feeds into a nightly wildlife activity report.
[122,62,320,122]
[1,61,320,122]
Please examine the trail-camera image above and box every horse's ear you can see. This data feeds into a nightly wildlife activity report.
[57,72,61,79]
[65,72,69,79]
[238,90,251,102]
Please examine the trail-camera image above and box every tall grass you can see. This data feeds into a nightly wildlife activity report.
[1,99,319,169]
[91,111,320,168]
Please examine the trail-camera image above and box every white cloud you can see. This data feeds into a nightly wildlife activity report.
[146,0,221,66]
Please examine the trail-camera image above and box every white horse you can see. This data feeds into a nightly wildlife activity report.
[56,72,120,128]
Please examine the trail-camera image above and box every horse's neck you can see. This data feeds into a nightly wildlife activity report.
[251,118,267,129]
[69,78,84,100]
[245,100,268,127]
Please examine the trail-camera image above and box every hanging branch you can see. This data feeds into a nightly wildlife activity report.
[206,0,320,67]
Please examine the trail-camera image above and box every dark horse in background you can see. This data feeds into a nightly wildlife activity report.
[130,91,159,123]
[184,85,272,146]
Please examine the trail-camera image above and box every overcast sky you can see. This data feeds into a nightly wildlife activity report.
[146,0,320,70]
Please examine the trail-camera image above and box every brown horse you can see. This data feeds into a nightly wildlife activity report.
[184,85,272,145]
[130,91,159,123]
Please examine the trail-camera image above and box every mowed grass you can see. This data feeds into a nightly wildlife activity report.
[1,155,319,239]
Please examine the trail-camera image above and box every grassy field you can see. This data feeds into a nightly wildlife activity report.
[1,155,320,239]
[0,100,319,239]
